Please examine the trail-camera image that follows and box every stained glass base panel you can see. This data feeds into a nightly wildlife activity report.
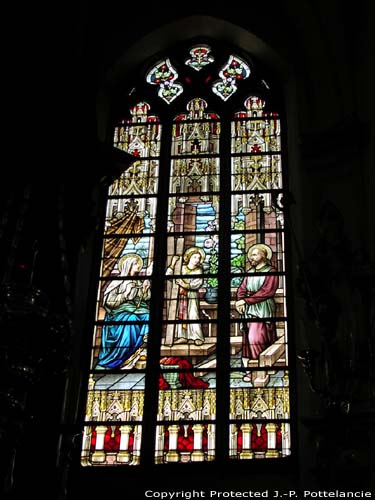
[229,422,291,459]
[155,423,215,463]
[81,424,143,466]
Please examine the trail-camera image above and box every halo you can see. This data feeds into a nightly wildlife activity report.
[247,243,273,261]
[183,246,206,263]
[118,253,143,271]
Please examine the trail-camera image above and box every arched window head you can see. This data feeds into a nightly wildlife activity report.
[80,40,292,467]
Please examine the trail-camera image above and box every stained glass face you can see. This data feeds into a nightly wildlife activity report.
[82,49,291,467]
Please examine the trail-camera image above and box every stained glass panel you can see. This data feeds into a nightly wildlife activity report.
[167,197,219,233]
[82,424,143,465]
[229,320,288,368]
[169,159,220,196]
[107,162,160,200]
[232,120,281,153]
[171,128,220,156]
[99,240,154,288]
[172,100,220,155]
[92,208,155,370]
[232,98,281,154]
[84,374,146,420]
[91,271,151,370]
[81,373,146,465]
[174,97,219,121]
[229,370,290,415]
[228,96,290,457]
[158,372,216,415]
[151,96,222,464]
[156,364,216,464]
[229,233,285,271]
[185,45,214,71]
[229,422,291,459]
[163,236,219,364]
[114,102,161,157]
[231,155,283,192]
[81,101,162,465]
[212,55,250,101]
[155,424,216,463]
[146,59,183,104]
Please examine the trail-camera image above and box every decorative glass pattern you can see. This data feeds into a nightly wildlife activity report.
[185,45,214,71]
[82,424,142,466]
[114,102,161,157]
[229,370,290,415]
[81,373,146,465]
[155,424,216,463]
[229,423,291,459]
[212,55,250,101]
[146,58,183,104]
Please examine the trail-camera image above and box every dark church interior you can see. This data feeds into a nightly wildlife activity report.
[1,1,374,498]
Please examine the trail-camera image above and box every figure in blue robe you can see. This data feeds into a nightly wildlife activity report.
[97,253,151,369]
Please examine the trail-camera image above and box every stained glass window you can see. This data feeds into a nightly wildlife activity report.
[81,44,292,466]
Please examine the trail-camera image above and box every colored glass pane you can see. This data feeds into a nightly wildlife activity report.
[229,370,290,417]
[155,424,215,463]
[229,422,291,459]
[82,424,142,465]
[185,45,214,71]
[212,55,250,101]
[146,59,183,104]
[158,372,216,416]
[114,102,161,157]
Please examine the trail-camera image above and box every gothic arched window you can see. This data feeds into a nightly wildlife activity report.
[80,41,292,466]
